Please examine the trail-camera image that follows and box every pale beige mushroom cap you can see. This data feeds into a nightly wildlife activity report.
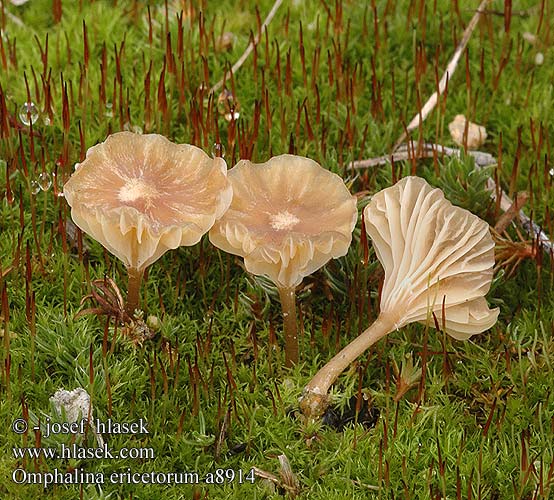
[64,132,232,271]
[364,176,499,340]
[209,154,358,288]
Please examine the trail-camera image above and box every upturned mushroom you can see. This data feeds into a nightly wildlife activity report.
[64,132,232,316]
[209,154,357,367]
[300,176,499,418]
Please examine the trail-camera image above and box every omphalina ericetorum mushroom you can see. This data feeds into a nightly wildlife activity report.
[64,132,232,316]
[301,176,499,418]
[209,154,357,367]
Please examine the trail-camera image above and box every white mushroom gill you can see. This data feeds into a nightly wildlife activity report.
[64,132,232,316]
[209,154,357,366]
[300,176,499,418]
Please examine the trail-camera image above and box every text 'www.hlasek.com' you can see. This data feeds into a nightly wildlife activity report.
[11,417,255,488]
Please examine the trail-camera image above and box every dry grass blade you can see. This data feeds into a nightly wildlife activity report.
[75,277,130,324]
[494,192,529,233]
[251,454,300,497]
[214,406,230,461]
[392,0,492,151]
[1,266,13,279]
[278,453,300,496]
[493,229,538,279]
[486,177,554,255]
[210,0,284,94]
[1,1,26,27]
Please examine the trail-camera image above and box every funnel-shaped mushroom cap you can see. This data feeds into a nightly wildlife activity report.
[64,132,232,271]
[209,154,358,288]
[364,176,499,339]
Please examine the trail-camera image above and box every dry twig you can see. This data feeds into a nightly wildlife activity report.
[210,0,283,94]
[350,141,496,169]
[1,1,26,27]
[351,141,554,257]
[393,0,492,150]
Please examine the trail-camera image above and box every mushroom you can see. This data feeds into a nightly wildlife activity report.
[300,176,499,418]
[64,132,232,316]
[209,154,357,367]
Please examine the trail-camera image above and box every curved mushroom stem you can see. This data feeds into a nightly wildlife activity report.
[126,267,144,318]
[278,285,298,367]
[300,312,396,419]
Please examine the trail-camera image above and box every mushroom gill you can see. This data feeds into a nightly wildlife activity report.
[300,176,499,418]
[64,132,232,316]
[209,154,358,366]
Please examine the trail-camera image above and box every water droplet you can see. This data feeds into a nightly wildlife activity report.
[217,89,241,122]
[57,192,65,198]
[105,102,113,118]
[535,52,544,65]
[19,102,39,126]
[30,181,40,195]
[549,168,554,177]
[38,172,52,191]
[212,143,226,158]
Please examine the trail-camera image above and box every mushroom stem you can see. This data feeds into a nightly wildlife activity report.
[300,312,396,418]
[126,267,144,317]
[278,285,299,367]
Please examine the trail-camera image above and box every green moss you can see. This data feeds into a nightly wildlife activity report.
[1,0,553,499]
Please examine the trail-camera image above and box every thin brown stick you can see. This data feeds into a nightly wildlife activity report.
[494,192,529,233]
[392,0,492,151]
[485,178,553,255]
[209,0,283,94]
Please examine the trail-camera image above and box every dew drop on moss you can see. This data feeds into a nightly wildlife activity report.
[19,102,39,126]
[38,172,52,191]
